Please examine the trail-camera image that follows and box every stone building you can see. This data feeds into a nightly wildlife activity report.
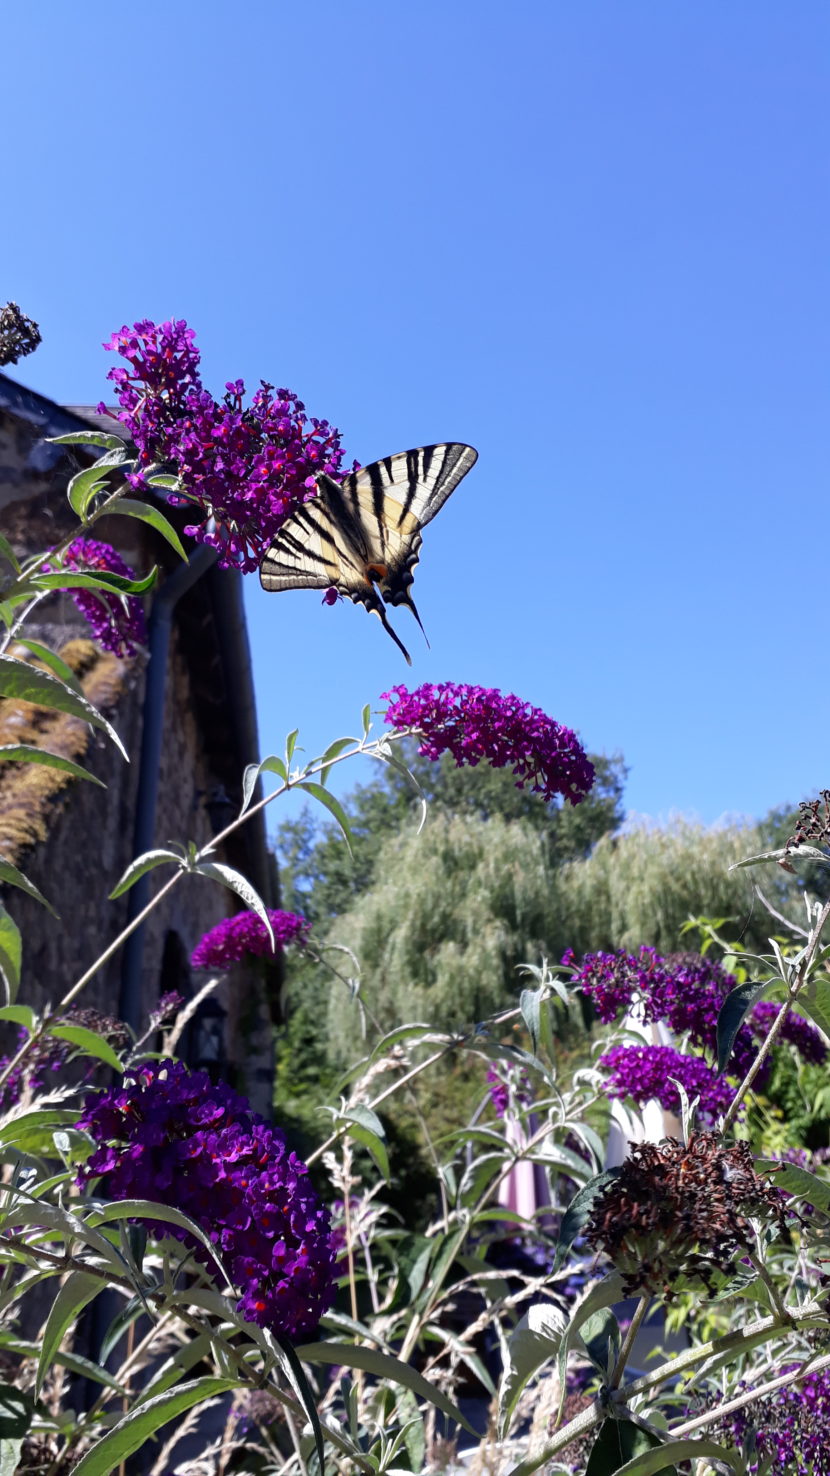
[0,370,278,1113]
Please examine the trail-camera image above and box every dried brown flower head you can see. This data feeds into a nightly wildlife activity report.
[585,1133,788,1297]
[0,302,42,366]
[782,790,830,868]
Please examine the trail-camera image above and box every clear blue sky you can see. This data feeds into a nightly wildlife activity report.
[4,1,828,830]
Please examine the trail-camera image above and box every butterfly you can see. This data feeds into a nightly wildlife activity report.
[259,442,478,663]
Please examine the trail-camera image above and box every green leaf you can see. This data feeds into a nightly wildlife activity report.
[312,735,359,786]
[554,1274,627,1436]
[110,498,187,560]
[0,908,21,1007]
[340,1105,390,1181]
[580,1308,620,1379]
[87,1199,232,1283]
[48,430,126,450]
[30,566,156,597]
[193,862,273,947]
[0,1107,82,1154]
[553,1169,620,1272]
[285,727,300,765]
[0,1385,34,1439]
[584,1417,676,1476]
[498,1303,567,1437]
[520,987,542,1055]
[67,468,109,519]
[296,1341,476,1435]
[0,1005,34,1030]
[0,537,20,577]
[0,856,59,916]
[131,1334,214,1406]
[239,755,287,815]
[65,449,129,517]
[47,1024,123,1072]
[109,848,183,899]
[756,1159,830,1214]
[0,656,127,759]
[147,473,180,489]
[0,1438,23,1475]
[717,980,773,1074]
[596,1436,741,1476]
[8,638,83,692]
[298,781,354,856]
[798,974,830,1042]
[361,703,372,738]
[36,1271,102,1396]
[69,1376,238,1476]
[0,743,104,787]
[273,1334,326,1476]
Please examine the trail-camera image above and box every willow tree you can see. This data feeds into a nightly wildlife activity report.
[321,814,793,1064]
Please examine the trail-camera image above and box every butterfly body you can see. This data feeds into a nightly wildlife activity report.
[259,442,477,662]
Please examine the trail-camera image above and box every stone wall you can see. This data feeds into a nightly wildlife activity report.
[0,404,275,1114]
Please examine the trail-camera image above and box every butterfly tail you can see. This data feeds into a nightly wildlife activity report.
[393,591,430,652]
[374,604,413,665]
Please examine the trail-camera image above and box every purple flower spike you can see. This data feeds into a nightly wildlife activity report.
[191,909,309,970]
[382,683,595,806]
[58,538,147,657]
[598,1043,736,1122]
[77,1060,335,1338]
[102,320,351,572]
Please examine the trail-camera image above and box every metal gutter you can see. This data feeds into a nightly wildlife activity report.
[118,545,218,1030]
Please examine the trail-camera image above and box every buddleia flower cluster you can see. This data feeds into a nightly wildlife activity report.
[100,319,351,571]
[382,683,595,805]
[77,1059,335,1337]
[486,1063,532,1119]
[585,1133,788,1297]
[699,1365,830,1474]
[49,537,148,658]
[0,1008,128,1112]
[565,946,826,1121]
[191,909,310,969]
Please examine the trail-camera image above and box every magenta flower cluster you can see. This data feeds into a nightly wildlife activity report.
[752,1000,828,1065]
[598,1043,736,1120]
[77,1060,335,1338]
[486,1064,532,1118]
[99,320,350,571]
[191,909,310,970]
[58,538,147,657]
[382,683,595,806]
[566,946,827,1122]
[714,1364,830,1473]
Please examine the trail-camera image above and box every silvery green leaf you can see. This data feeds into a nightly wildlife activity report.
[48,430,126,450]
[0,908,21,1006]
[239,755,287,814]
[109,849,183,899]
[0,656,127,758]
[36,1272,102,1396]
[297,782,354,858]
[0,856,58,917]
[194,861,272,940]
[296,1341,476,1434]
[68,1377,239,1476]
[109,499,187,560]
[498,1302,568,1437]
[0,743,104,787]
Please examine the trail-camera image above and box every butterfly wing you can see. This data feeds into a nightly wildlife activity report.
[336,443,478,608]
[259,442,478,661]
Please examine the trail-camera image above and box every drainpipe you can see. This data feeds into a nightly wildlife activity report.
[118,545,218,1030]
